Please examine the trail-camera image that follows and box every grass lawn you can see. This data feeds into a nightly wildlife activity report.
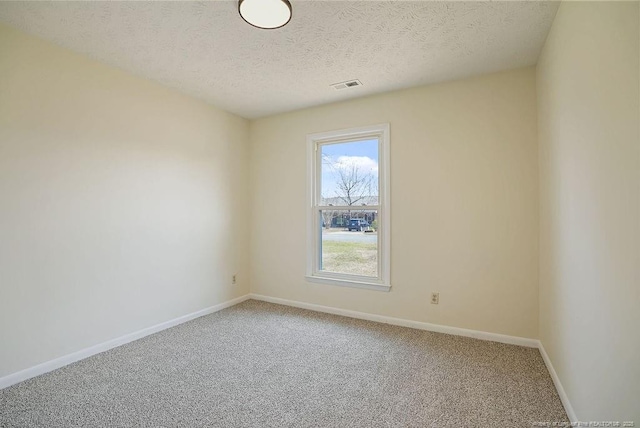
[321,240,377,277]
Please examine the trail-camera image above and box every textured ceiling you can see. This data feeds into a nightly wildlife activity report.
[0,1,559,119]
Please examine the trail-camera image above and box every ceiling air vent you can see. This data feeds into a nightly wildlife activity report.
[331,79,362,90]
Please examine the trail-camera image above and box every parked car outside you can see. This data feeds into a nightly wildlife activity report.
[348,219,370,231]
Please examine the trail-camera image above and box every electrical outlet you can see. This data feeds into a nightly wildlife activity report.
[232,274,237,285]
[430,292,439,305]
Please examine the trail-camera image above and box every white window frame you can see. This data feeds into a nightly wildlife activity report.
[306,123,391,292]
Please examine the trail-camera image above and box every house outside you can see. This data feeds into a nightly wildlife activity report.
[320,195,378,228]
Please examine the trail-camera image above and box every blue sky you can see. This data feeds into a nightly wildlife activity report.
[321,138,379,200]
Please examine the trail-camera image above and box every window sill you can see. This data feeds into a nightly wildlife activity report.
[305,275,391,292]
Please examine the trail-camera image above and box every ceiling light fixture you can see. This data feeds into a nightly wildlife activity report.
[239,0,292,30]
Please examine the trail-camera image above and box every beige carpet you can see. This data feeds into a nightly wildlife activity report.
[0,300,568,427]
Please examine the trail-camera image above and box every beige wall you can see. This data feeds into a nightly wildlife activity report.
[0,24,251,377]
[250,68,539,339]
[537,1,639,421]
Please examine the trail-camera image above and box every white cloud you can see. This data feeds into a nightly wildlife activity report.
[332,156,378,175]
[321,155,379,198]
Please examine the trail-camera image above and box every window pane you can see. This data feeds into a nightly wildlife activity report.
[320,139,379,207]
[319,209,378,277]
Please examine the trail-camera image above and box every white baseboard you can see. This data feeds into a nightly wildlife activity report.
[248,293,539,348]
[537,341,578,422]
[0,294,250,390]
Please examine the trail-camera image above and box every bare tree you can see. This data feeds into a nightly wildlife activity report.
[334,162,374,206]
[322,155,376,223]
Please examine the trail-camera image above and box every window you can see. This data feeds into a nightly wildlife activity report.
[306,124,390,291]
